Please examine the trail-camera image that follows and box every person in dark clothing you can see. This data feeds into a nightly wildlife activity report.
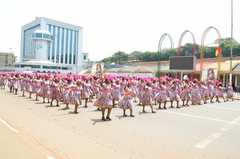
[232,82,236,92]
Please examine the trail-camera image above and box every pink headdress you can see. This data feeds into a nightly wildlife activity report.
[55,77,60,82]
[44,74,50,79]
[208,80,212,84]
[146,79,152,86]
[214,79,219,84]
[172,78,179,84]
[127,80,133,85]
[67,76,73,81]
[104,75,112,81]
[200,80,205,84]
[81,75,87,80]
[192,78,198,83]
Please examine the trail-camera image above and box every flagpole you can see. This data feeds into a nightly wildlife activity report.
[229,0,233,84]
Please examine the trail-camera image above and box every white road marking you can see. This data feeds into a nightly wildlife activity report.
[47,156,55,159]
[194,116,240,149]
[161,110,240,124]
[202,105,240,111]
[0,117,18,133]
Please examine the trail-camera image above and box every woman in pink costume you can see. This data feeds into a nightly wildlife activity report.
[7,73,14,93]
[0,73,7,90]
[169,79,181,108]
[0,73,7,89]
[91,76,100,99]
[190,79,202,105]
[137,77,146,105]
[152,78,159,105]
[118,81,135,117]
[130,76,139,102]
[180,78,191,106]
[20,73,27,97]
[62,76,74,109]
[154,78,168,109]
[40,74,51,103]
[26,74,34,99]
[141,80,156,113]
[203,80,214,103]
[111,78,121,106]
[49,76,61,107]
[226,83,234,101]
[94,77,113,121]
[33,74,43,101]
[72,80,83,114]
[82,76,93,108]
[13,73,20,95]
[215,82,226,103]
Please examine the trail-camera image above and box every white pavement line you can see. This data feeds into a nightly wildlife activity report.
[0,117,19,133]
[161,110,240,124]
[47,156,55,159]
[202,105,240,111]
[194,116,240,149]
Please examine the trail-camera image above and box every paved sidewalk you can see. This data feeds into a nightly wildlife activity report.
[0,120,47,159]
[233,92,240,100]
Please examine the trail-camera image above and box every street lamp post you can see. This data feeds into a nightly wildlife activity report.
[9,48,14,68]
[53,34,59,73]
[229,0,233,84]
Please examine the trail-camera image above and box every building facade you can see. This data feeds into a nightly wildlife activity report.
[19,17,86,73]
[0,52,15,68]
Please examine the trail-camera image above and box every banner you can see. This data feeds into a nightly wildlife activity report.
[92,63,103,76]
[202,68,217,81]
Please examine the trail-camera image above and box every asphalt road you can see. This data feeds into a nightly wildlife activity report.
[0,89,240,159]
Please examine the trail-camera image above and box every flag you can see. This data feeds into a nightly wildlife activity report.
[215,50,219,56]
[215,43,226,56]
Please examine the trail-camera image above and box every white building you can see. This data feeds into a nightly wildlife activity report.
[15,17,88,73]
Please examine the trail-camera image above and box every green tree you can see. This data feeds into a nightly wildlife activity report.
[214,38,239,57]
[129,51,142,62]
[101,57,111,64]
[111,51,129,65]
[99,38,240,63]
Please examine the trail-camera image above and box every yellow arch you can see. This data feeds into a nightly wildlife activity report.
[105,68,117,73]
[117,67,134,73]
[200,26,222,80]
[135,67,155,73]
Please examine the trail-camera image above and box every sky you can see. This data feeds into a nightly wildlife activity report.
[0,0,240,61]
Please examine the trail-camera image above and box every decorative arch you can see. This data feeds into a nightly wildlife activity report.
[117,67,134,74]
[105,68,117,73]
[157,33,174,77]
[200,26,222,80]
[177,30,197,79]
[135,67,155,73]
[177,30,196,56]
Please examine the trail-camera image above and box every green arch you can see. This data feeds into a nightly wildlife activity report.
[157,33,174,77]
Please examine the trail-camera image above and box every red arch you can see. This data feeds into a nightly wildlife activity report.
[177,30,197,79]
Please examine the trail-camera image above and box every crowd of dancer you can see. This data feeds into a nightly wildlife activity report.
[0,72,235,121]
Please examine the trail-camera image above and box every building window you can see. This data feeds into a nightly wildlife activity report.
[69,54,72,64]
[42,65,57,69]
[43,34,50,39]
[21,64,41,68]
[61,28,65,63]
[35,33,42,38]
[83,55,86,60]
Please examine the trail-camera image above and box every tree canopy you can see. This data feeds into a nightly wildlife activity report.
[100,38,240,65]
